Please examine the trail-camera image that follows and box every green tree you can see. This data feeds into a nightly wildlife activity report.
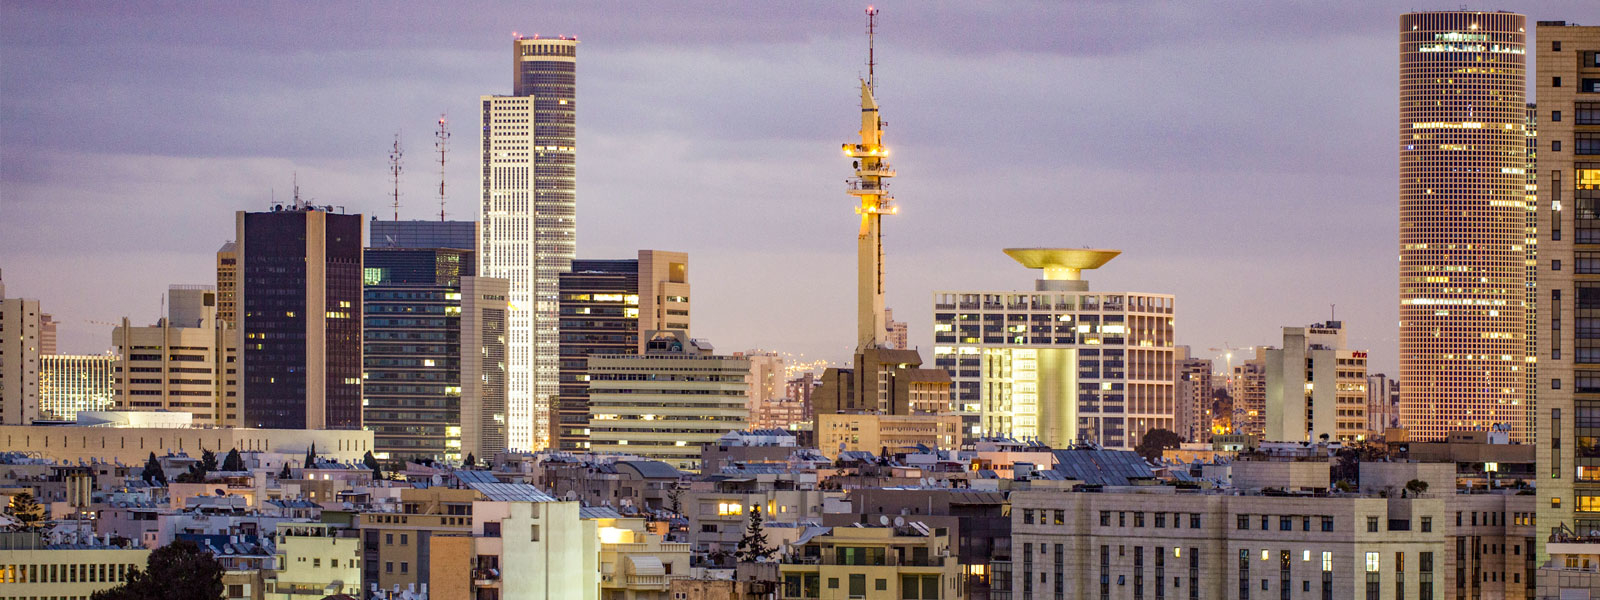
[1405,479,1430,496]
[464,453,476,469]
[278,462,292,480]
[140,452,167,486]
[6,491,45,532]
[362,451,384,481]
[220,448,244,472]
[304,443,317,468]
[1134,428,1184,462]
[90,539,224,600]
[735,507,774,563]
[199,449,217,472]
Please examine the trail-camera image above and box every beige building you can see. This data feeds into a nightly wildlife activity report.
[1231,352,1267,438]
[39,354,116,422]
[0,424,373,464]
[778,523,966,600]
[739,351,785,422]
[588,332,749,471]
[217,241,238,328]
[816,412,962,458]
[1398,11,1530,444]
[1536,20,1600,572]
[0,275,43,426]
[358,487,477,595]
[592,512,693,599]
[1263,321,1369,443]
[112,286,239,427]
[0,532,151,599]
[1175,346,1214,443]
[267,522,361,599]
[885,308,909,351]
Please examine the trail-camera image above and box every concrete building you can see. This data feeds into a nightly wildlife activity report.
[363,246,509,464]
[0,531,151,599]
[1262,322,1369,443]
[0,423,374,464]
[555,251,690,451]
[1175,346,1214,444]
[234,202,364,430]
[0,274,43,426]
[480,36,579,452]
[740,351,785,425]
[932,249,1176,449]
[217,242,238,328]
[1231,353,1267,438]
[38,313,56,356]
[1398,11,1530,443]
[39,354,116,422]
[1535,20,1600,571]
[778,523,966,600]
[885,308,909,351]
[816,412,962,459]
[358,487,477,595]
[591,511,693,599]
[268,521,362,599]
[1366,375,1400,435]
[587,332,749,471]
[112,286,239,427]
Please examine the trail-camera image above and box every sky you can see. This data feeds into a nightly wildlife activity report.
[2,0,1593,375]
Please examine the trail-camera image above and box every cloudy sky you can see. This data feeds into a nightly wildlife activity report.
[2,1,1590,374]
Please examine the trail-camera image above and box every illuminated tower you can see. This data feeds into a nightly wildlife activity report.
[481,35,577,451]
[1397,11,1528,443]
[845,6,896,352]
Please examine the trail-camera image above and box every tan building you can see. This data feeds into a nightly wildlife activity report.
[1536,19,1600,571]
[0,532,151,599]
[359,487,477,595]
[39,354,116,421]
[588,332,750,471]
[592,512,693,599]
[0,275,43,426]
[0,424,373,464]
[1175,346,1214,443]
[739,351,785,421]
[816,412,962,458]
[217,241,238,328]
[113,286,239,427]
[1231,352,1267,438]
[1263,321,1369,443]
[885,308,908,351]
[778,523,966,600]
[1398,11,1530,443]
[267,522,361,599]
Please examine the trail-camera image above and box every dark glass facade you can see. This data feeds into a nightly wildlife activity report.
[556,259,639,451]
[363,248,472,463]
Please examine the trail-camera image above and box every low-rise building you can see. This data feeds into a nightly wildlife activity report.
[778,523,966,599]
[266,522,361,599]
[0,531,151,599]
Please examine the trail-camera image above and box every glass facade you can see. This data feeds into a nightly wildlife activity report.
[363,248,472,463]
[38,355,114,421]
[556,259,640,451]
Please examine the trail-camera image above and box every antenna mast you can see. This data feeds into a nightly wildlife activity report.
[435,114,450,222]
[389,134,403,221]
[866,6,878,90]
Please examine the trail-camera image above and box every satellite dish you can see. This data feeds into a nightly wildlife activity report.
[879,516,890,526]
[894,517,905,527]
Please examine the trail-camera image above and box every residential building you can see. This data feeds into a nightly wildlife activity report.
[587,332,749,471]
[0,273,43,425]
[1536,20,1600,571]
[234,202,364,430]
[1231,353,1267,437]
[369,219,478,251]
[1262,321,1369,443]
[39,354,115,422]
[358,487,477,595]
[0,531,151,599]
[828,488,1009,600]
[268,522,361,599]
[480,36,579,452]
[556,251,690,451]
[741,351,785,424]
[363,246,508,464]
[1398,11,1530,443]
[778,523,966,600]
[112,285,239,427]
[1366,375,1400,435]
[885,308,908,350]
[1174,346,1214,443]
[38,313,56,356]
[590,510,693,599]
[931,248,1176,449]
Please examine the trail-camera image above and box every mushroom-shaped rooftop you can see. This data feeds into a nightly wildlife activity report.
[1003,248,1121,281]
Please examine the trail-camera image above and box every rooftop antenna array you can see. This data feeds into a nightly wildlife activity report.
[388,133,403,221]
[866,6,878,91]
[435,115,450,221]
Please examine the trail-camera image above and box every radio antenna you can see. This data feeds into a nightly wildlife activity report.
[435,114,450,221]
[388,133,403,221]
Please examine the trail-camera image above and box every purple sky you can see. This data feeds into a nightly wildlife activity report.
[3,1,1591,375]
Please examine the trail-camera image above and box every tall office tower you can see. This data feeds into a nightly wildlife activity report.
[587,331,749,472]
[1174,346,1214,444]
[1261,321,1369,443]
[1397,11,1529,443]
[112,285,239,426]
[931,249,1176,449]
[38,355,115,421]
[234,203,364,430]
[216,242,238,328]
[884,308,908,350]
[1536,21,1600,565]
[370,220,478,251]
[554,250,689,450]
[1365,374,1400,434]
[480,36,578,451]
[38,315,56,356]
[1527,104,1541,444]
[1230,353,1267,438]
[363,246,508,464]
[0,273,43,425]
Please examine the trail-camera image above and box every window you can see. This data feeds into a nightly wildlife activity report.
[485,522,501,537]
[1024,509,1034,525]
[1321,516,1333,532]
[876,578,886,591]
[1191,514,1200,528]
[531,524,540,542]
[1556,140,1564,152]
[1556,76,1564,88]
[828,577,839,589]
[1238,515,1250,530]
[1555,41,1563,51]
[1136,512,1146,527]
[848,574,865,597]
[1367,517,1379,532]
[385,562,393,573]
[400,562,409,574]
[1421,516,1432,533]
[400,534,408,545]
[1055,510,1065,525]
[313,558,321,568]
[1260,516,1269,530]
[1101,511,1111,526]
[1280,517,1292,531]
[1555,110,1563,122]
[1366,552,1380,572]
[1156,512,1167,528]
[385,533,393,545]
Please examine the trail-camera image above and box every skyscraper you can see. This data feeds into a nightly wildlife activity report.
[481,36,578,451]
[1398,11,1529,442]
[234,203,364,430]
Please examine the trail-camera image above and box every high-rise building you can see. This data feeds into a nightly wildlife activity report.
[363,246,508,464]
[480,36,578,451]
[739,351,784,422]
[1526,102,1541,446]
[0,273,43,425]
[1174,346,1214,443]
[1398,11,1529,443]
[215,242,238,328]
[112,285,238,426]
[38,354,115,421]
[38,314,56,356]
[555,250,689,450]
[587,331,748,471]
[1230,353,1267,438]
[1365,374,1400,435]
[234,203,364,430]
[370,220,478,251]
[1262,321,1369,443]
[884,308,908,350]
[1535,20,1600,566]
[931,249,1176,449]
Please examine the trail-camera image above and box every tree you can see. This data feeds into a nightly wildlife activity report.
[140,452,167,486]
[735,507,774,563]
[668,486,684,515]
[464,453,476,469]
[304,443,317,468]
[199,449,218,472]
[362,451,384,481]
[90,539,224,600]
[1134,429,1183,461]
[6,491,45,532]
[220,448,244,472]
[278,462,292,480]
[1405,479,1430,496]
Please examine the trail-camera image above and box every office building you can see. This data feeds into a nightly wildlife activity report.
[1262,321,1369,443]
[112,285,239,426]
[1527,102,1541,447]
[216,242,238,328]
[38,354,115,422]
[363,246,508,464]
[1398,11,1530,443]
[1175,346,1214,444]
[370,219,478,251]
[480,36,578,451]
[587,331,749,471]
[931,249,1176,449]
[0,274,43,426]
[234,202,364,430]
[38,314,55,356]
[1366,375,1400,435]
[556,250,690,451]
[1535,20,1600,569]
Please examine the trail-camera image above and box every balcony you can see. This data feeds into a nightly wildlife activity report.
[472,568,501,585]
[783,555,948,568]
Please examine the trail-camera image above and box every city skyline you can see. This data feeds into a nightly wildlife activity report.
[4,1,1594,376]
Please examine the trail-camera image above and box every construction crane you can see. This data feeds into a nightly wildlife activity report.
[1208,343,1248,374]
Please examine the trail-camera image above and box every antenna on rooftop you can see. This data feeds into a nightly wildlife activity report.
[435,114,450,222]
[866,6,878,90]
[389,133,403,221]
